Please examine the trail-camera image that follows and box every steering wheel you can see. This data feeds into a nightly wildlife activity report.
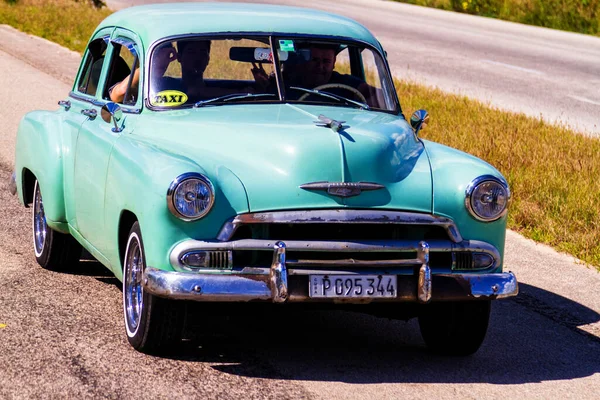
[298,83,367,104]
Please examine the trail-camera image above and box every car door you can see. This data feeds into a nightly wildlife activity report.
[73,29,143,255]
[63,28,113,230]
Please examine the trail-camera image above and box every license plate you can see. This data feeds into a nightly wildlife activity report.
[309,275,397,298]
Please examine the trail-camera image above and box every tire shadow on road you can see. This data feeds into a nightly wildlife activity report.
[158,286,600,385]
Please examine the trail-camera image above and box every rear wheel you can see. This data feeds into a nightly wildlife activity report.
[123,221,186,353]
[32,180,81,270]
[418,301,491,356]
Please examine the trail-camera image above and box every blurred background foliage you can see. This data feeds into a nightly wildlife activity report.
[398,0,600,35]
[0,0,111,53]
[3,0,105,7]
[4,0,598,35]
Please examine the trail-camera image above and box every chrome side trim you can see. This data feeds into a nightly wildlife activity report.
[216,210,463,243]
[8,171,16,196]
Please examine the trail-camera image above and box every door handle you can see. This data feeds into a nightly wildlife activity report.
[58,99,71,111]
[81,109,97,119]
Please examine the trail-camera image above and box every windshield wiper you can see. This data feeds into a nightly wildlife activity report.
[194,93,277,108]
[289,86,370,110]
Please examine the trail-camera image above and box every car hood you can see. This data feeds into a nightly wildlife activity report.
[135,104,432,213]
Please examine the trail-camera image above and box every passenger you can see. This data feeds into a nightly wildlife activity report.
[111,40,266,104]
[155,40,211,98]
[109,41,210,103]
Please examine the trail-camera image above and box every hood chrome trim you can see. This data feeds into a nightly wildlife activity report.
[300,181,384,198]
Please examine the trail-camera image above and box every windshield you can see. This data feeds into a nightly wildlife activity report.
[148,35,398,112]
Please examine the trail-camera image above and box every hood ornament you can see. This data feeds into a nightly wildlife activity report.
[300,181,385,198]
[314,114,346,132]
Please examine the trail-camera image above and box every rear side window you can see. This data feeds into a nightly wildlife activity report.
[77,37,108,96]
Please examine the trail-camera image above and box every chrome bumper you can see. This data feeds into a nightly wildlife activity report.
[143,240,518,303]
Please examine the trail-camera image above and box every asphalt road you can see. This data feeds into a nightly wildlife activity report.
[0,3,599,398]
[107,0,600,136]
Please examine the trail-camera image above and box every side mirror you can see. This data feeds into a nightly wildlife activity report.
[410,109,429,136]
[101,102,124,133]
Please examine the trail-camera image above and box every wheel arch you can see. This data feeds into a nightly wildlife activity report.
[21,168,36,206]
[118,210,138,272]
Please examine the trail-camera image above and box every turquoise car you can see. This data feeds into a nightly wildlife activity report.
[10,3,517,355]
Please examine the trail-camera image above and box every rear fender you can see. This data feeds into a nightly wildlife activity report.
[15,111,70,228]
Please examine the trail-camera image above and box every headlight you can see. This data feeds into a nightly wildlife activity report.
[465,175,510,222]
[167,173,214,221]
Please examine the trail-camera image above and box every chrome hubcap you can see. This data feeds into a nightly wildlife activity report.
[33,182,47,257]
[125,235,144,334]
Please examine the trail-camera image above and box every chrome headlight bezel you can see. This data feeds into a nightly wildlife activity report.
[465,175,510,222]
[167,173,215,221]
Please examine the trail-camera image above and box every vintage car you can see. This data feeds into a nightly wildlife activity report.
[10,3,518,355]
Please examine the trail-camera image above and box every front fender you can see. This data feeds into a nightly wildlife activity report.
[424,140,508,270]
[104,135,249,277]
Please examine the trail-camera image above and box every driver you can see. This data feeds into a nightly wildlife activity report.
[302,44,362,89]
[283,44,375,104]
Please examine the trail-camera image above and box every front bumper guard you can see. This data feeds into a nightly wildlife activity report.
[143,240,518,303]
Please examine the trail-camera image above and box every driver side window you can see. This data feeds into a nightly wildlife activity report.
[103,39,140,106]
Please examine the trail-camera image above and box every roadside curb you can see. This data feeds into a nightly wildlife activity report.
[0,24,81,85]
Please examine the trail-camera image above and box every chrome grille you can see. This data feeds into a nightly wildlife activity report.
[208,251,231,269]
[173,210,499,274]
[454,252,474,270]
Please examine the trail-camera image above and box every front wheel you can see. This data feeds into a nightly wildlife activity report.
[123,221,186,353]
[32,180,81,270]
[418,301,491,356]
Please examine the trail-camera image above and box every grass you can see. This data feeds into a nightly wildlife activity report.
[2,0,599,269]
[397,0,600,36]
[398,80,600,268]
[0,0,111,53]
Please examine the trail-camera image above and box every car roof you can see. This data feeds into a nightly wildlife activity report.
[97,2,381,51]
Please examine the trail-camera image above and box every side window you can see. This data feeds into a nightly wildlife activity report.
[77,37,108,96]
[360,48,393,110]
[103,39,140,106]
[333,47,351,75]
[361,49,382,89]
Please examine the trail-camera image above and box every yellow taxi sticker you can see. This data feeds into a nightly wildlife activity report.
[152,90,188,107]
